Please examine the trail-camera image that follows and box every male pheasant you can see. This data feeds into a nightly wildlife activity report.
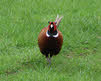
[38,15,63,65]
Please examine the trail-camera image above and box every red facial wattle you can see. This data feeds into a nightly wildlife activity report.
[53,22,57,31]
[48,24,51,31]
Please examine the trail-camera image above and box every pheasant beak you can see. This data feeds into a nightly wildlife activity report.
[50,24,54,28]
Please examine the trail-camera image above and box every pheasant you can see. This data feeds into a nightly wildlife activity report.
[38,15,63,65]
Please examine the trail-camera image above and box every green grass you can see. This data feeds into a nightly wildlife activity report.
[0,0,101,81]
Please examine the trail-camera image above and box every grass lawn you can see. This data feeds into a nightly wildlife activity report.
[0,0,101,81]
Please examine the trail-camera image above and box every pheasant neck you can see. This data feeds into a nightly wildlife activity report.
[46,30,59,38]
